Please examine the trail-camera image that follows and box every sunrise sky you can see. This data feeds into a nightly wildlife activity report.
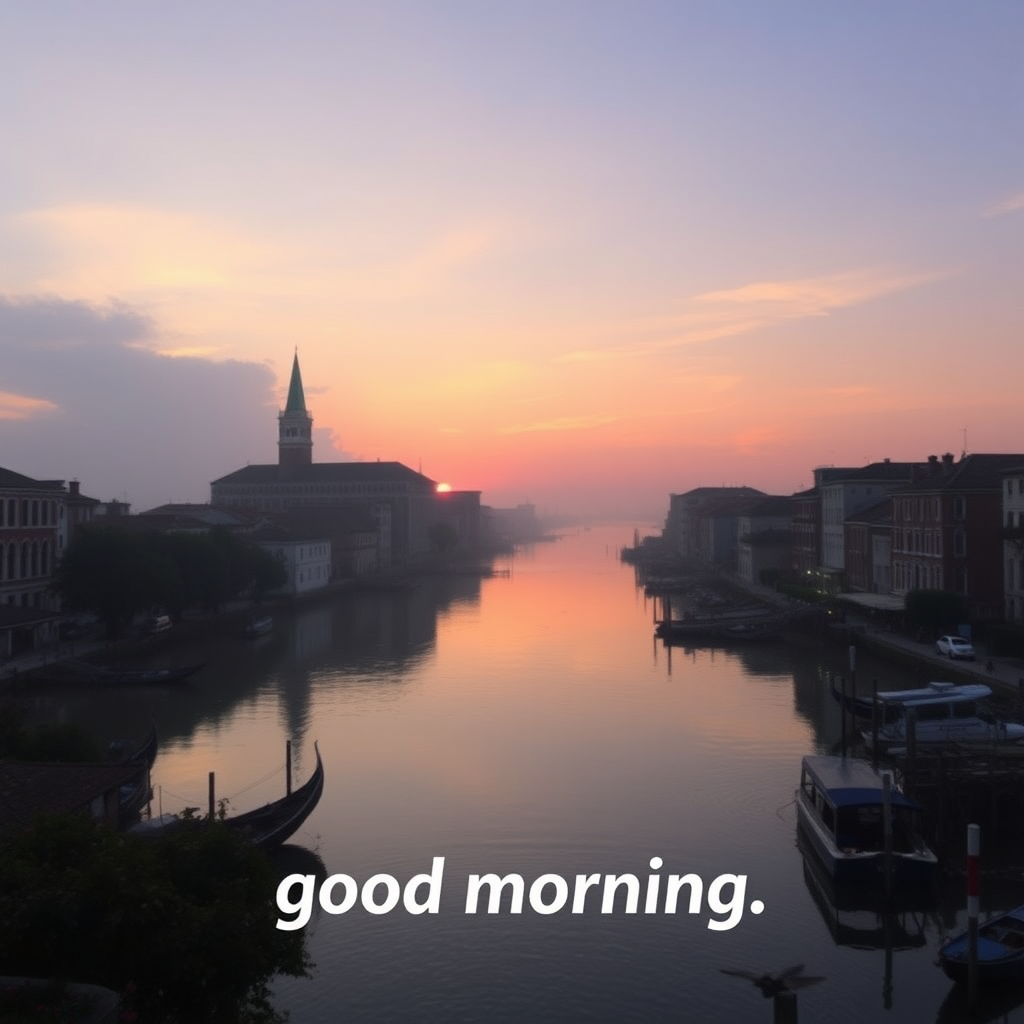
[1,2,1021,519]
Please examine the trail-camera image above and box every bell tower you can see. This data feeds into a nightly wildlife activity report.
[278,350,313,471]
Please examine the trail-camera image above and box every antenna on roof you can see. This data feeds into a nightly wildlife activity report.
[962,427,968,459]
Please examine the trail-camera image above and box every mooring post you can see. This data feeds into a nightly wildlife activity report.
[881,769,893,900]
[848,644,857,701]
[773,990,798,1024]
[839,674,847,756]
[286,739,293,796]
[968,823,980,1009]
[871,678,879,771]
[208,771,215,820]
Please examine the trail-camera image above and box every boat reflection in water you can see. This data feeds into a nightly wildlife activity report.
[936,979,1024,1024]
[798,825,933,1013]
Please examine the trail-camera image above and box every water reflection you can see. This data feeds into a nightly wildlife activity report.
[16,525,1024,1021]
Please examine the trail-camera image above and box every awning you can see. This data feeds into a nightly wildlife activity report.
[836,592,906,612]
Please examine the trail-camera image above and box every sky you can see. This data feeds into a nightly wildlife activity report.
[1,2,1021,520]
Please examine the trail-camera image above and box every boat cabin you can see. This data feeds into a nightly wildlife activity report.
[798,756,923,856]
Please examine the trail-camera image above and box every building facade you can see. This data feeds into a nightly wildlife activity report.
[1004,466,1024,624]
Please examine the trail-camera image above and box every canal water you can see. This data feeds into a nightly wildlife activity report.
[20,524,1024,1023]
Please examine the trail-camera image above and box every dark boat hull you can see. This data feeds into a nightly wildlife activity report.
[224,743,324,849]
[939,907,1024,983]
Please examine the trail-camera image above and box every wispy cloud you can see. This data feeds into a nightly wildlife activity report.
[0,391,59,420]
[4,204,528,309]
[558,268,950,364]
[983,192,1024,218]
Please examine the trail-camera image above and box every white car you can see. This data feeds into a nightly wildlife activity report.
[936,635,975,660]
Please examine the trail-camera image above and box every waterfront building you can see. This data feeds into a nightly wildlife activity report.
[890,452,1024,620]
[1003,465,1024,624]
[0,467,101,658]
[735,496,792,585]
[817,460,924,593]
[210,351,452,570]
[663,486,765,565]
[843,498,892,595]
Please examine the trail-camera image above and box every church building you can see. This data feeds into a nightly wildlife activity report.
[210,352,443,569]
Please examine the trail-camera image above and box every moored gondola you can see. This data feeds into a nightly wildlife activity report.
[223,743,324,849]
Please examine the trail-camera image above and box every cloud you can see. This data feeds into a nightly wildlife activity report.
[983,192,1024,218]
[558,267,949,364]
[0,294,281,508]
[3,203,527,311]
[0,391,59,421]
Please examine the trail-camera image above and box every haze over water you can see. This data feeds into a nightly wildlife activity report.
[22,525,1024,1022]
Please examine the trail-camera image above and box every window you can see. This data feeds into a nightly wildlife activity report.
[954,496,966,520]
[954,530,966,557]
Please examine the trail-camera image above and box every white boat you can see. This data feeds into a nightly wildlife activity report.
[860,681,1024,750]
[795,755,938,885]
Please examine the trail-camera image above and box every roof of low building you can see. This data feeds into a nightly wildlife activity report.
[211,461,436,488]
[0,467,66,492]
[895,453,1024,493]
[0,760,143,829]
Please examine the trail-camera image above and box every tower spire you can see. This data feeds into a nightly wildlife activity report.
[284,349,307,413]
[278,349,313,471]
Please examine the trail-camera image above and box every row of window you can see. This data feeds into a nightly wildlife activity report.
[1006,479,1024,496]
[892,561,945,592]
[1007,558,1024,592]
[0,540,51,581]
[2,590,51,609]
[0,497,60,528]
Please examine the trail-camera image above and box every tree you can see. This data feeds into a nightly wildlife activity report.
[53,528,177,640]
[0,814,312,1023]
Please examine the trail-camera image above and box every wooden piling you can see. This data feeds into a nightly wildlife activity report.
[208,771,215,820]
[286,739,293,796]
[882,770,893,901]
[871,679,879,772]
[967,823,980,1009]
[773,991,798,1024]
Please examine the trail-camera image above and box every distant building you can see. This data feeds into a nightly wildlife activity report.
[843,498,892,594]
[818,461,924,584]
[890,452,1024,619]
[485,503,543,544]
[664,487,766,564]
[0,467,101,658]
[1003,466,1024,624]
[210,351,462,570]
[735,496,792,585]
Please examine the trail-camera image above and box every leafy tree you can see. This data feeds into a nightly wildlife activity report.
[54,526,287,630]
[0,703,105,761]
[0,814,312,1023]
[248,546,288,601]
[53,528,175,640]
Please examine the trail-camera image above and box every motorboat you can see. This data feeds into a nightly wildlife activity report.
[859,682,1024,751]
[938,904,1024,983]
[795,754,937,885]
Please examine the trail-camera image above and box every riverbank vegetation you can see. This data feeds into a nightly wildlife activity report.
[54,526,287,640]
[0,813,311,1023]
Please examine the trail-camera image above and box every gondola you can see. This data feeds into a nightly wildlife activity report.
[223,743,324,849]
[938,905,1024,983]
[828,675,898,723]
